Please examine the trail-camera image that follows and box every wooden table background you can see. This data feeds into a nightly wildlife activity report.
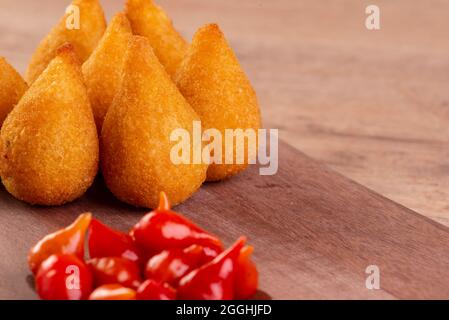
[0,0,449,300]
[1,0,447,226]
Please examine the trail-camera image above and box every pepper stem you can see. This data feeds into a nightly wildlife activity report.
[157,192,171,211]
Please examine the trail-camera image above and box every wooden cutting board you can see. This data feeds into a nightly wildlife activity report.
[1,141,449,299]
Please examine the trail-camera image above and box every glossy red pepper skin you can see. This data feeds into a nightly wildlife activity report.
[131,193,223,256]
[200,246,222,263]
[145,244,214,287]
[87,257,142,289]
[88,218,141,264]
[89,284,136,300]
[136,279,176,300]
[177,237,246,300]
[36,254,93,300]
[29,213,91,274]
[235,245,259,299]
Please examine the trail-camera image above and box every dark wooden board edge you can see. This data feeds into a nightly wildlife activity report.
[1,141,449,299]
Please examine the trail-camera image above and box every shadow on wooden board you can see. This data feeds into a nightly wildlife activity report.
[0,141,449,299]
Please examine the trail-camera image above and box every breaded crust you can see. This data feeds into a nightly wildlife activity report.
[1,44,99,205]
[175,24,262,181]
[0,57,28,127]
[125,0,188,77]
[82,12,133,132]
[101,36,207,208]
[25,0,106,84]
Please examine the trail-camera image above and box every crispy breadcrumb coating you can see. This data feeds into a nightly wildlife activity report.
[82,12,133,132]
[0,58,28,127]
[101,36,207,208]
[25,0,106,84]
[125,0,188,77]
[175,24,262,181]
[1,44,99,205]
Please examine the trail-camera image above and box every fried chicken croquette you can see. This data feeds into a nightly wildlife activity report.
[0,44,99,206]
[125,0,188,77]
[0,58,28,127]
[82,12,133,132]
[175,24,262,181]
[101,36,207,208]
[25,0,106,84]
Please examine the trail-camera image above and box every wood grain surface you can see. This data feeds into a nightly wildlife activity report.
[0,0,448,226]
[0,0,448,299]
[1,142,449,299]
[0,144,449,299]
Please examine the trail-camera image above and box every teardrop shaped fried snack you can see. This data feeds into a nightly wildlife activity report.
[175,24,262,181]
[0,44,99,206]
[25,0,106,84]
[125,0,188,77]
[101,36,207,208]
[0,57,28,127]
[82,12,133,132]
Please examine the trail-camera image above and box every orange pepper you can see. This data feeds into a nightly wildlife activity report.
[89,284,136,300]
[28,213,91,274]
[235,245,259,299]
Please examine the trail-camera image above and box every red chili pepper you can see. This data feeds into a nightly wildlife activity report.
[29,213,91,274]
[136,279,176,300]
[88,218,141,264]
[145,244,214,287]
[199,246,222,264]
[131,192,223,256]
[89,284,136,300]
[87,257,142,289]
[177,237,246,300]
[235,245,259,299]
[36,254,93,300]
